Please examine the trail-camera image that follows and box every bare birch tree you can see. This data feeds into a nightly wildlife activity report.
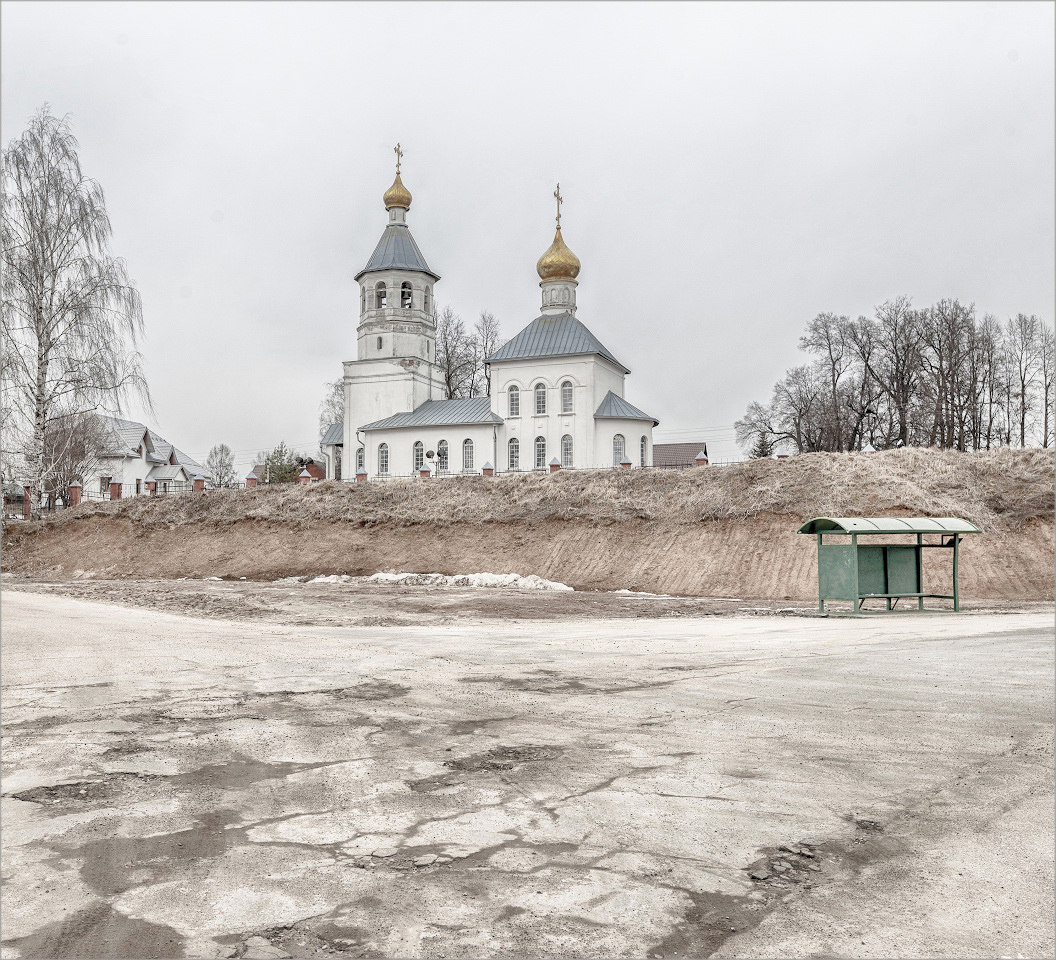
[472,309,504,397]
[205,443,237,489]
[434,305,476,398]
[1,106,149,516]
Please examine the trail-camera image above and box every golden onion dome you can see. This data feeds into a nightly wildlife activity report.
[383,171,412,210]
[536,225,581,281]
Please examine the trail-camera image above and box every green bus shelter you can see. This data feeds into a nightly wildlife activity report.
[797,517,980,614]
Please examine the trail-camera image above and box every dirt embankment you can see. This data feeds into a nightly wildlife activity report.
[3,448,1052,600]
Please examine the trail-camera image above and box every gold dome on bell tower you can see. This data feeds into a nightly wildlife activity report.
[383,143,412,210]
[536,183,581,281]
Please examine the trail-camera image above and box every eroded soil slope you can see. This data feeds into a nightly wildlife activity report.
[4,449,1052,599]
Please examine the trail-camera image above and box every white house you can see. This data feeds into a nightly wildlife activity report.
[321,154,657,480]
[90,417,209,495]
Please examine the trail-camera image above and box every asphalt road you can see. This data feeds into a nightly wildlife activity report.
[1,589,1052,959]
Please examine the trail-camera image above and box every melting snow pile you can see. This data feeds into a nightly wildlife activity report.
[368,572,573,591]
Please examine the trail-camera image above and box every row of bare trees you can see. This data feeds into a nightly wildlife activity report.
[736,297,1054,456]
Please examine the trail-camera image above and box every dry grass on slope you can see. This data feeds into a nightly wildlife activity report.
[36,447,1053,533]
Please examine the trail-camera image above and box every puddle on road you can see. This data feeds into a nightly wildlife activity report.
[69,809,244,897]
[1,900,186,960]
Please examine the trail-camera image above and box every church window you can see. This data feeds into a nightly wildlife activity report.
[375,282,387,309]
[377,336,383,351]
[534,383,546,415]
[561,380,573,413]
[534,436,546,469]
[612,434,626,466]
[437,440,449,472]
[561,434,573,467]
[425,287,432,314]
[462,439,474,471]
[508,385,520,417]
[356,447,364,472]
[640,436,648,467]
[508,437,520,470]
[361,287,365,311]
[413,441,424,472]
[401,282,413,309]
[378,443,389,474]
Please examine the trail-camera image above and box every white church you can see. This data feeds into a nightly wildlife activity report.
[320,149,657,480]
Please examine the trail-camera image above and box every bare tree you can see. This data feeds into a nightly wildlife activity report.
[1,106,149,516]
[1040,325,1055,448]
[472,309,504,397]
[205,443,236,489]
[318,377,343,440]
[434,306,476,398]
[1005,313,1043,448]
[42,407,109,506]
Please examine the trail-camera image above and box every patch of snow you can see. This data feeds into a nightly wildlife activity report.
[309,574,353,584]
[201,576,222,581]
[368,571,573,592]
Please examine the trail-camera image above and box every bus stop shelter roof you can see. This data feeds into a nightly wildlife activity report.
[797,517,981,535]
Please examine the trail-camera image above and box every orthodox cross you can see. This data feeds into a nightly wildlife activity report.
[554,183,563,227]
[394,143,403,175]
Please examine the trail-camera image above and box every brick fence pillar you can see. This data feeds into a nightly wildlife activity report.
[482,461,494,477]
[549,457,561,474]
[146,481,157,496]
[619,457,633,469]
[694,450,709,466]
[109,480,122,500]
[22,486,31,520]
[298,469,312,485]
[69,482,82,506]
[355,469,368,483]
[193,475,206,493]
[419,468,431,479]
[245,473,258,489]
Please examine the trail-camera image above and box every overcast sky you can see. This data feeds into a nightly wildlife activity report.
[3,1,1053,470]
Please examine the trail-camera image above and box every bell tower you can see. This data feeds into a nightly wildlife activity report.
[354,143,442,362]
[343,146,448,458]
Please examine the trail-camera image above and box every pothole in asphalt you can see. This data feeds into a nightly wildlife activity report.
[9,772,164,808]
[444,745,563,772]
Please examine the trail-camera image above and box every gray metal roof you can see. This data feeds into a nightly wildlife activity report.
[321,422,344,446]
[593,390,659,426]
[485,313,629,373]
[145,464,189,481]
[360,396,503,431]
[354,224,439,281]
[798,517,982,535]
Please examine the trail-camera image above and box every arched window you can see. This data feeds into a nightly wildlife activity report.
[378,443,389,474]
[534,436,546,469]
[534,383,547,415]
[413,441,424,472]
[612,434,626,466]
[640,436,648,467]
[508,385,520,417]
[424,286,432,314]
[508,437,520,470]
[462,439,474,471]
[561,380,573,413]
[374,282,387,309]
[356,447,364,472]
[401,282,413,309]
[561,434,573,467]
[377,336,383,351]
[437,439,449,472]
[361,286,366,312]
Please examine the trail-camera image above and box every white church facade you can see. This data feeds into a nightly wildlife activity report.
[321,150,657,480]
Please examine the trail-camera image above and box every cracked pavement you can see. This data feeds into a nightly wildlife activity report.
[1,588,1053,958]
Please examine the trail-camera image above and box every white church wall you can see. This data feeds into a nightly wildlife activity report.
[361,423,497,477]
[592,418,654,468]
